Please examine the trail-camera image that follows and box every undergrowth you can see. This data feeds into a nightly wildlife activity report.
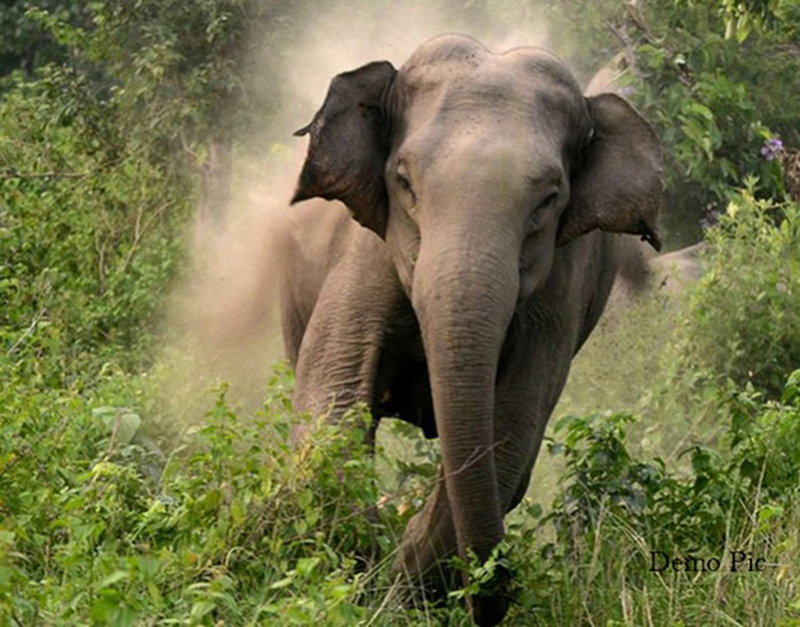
[2,362,798,625]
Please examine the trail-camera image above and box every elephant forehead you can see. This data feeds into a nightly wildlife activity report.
[399,47,584,129]
[500,46,582,93]
[401,36,578,95]
[398,75,583,160]
[401,34,489,83]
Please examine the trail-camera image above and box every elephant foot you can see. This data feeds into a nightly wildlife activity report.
[469,561,513,626]
[392,512,457,590]
[392,477,457,584]
[471,592,512,627]
[391,483,514,625]
[393,537,513,626]
[393,487,515,625]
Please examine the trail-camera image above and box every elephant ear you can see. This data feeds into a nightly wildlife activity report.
[291,61,397,238]
[558,93,663,251]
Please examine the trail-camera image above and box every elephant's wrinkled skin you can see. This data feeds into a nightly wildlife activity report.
[280,35,662,625]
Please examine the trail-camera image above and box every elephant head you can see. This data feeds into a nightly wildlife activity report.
[292,34,661,623]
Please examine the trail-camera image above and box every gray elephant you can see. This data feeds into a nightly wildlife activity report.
[280,35,662,625]
[650,242,705,288]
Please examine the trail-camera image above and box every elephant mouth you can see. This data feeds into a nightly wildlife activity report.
[376,355,437,438]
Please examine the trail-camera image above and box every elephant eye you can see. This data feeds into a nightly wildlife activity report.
[398,173,413,193]
[537,192,558,210]
[396,166,417,211]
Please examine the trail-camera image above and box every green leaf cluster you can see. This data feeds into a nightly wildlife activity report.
[0,367,383,625]
[678,185,799,397]
[547,371,800,556]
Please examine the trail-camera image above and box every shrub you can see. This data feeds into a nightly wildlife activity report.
[510,370,800,625]
[681,182,799,397]
[0,72,189,384]
[547,369,800,556]
[0,367,386,624]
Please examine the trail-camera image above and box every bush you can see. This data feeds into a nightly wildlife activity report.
[507,370,800,625]
[0,367,387,624]
[548,369,800,553]
[0,71,189,385]
[681,182,799,397]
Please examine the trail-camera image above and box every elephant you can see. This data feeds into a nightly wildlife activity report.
[650,242,705,289]
[280,34,662,625]
[600,242,704,327]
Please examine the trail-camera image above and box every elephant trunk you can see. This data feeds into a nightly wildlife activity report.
[412,231,519,565]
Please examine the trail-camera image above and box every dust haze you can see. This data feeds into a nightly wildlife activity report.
[158,2,559,418]
[157,1,654,439]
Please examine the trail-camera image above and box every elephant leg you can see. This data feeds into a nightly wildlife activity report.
[394,321,575,585]
[495,319,577,511]
[293,231,411,425]
[280,286,310,370]
[290,231,417,569]
[394,473,458,594]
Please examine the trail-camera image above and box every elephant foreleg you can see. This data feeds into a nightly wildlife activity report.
[394,320,575,587]
[292,231,411,428]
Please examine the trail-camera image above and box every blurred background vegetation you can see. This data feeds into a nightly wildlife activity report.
[1,1,798,625]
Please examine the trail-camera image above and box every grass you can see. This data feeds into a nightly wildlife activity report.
[1,355,798,625]
[2,191,798,625]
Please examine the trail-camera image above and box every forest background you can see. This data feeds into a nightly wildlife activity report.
[1,1,799,624]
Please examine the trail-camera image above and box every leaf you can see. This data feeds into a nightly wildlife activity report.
[295,556,320,578]
[92,407,142,444]
[270,576,294,590]
[297,489,313,510]
[189,600,216,620]
[757,504,783,523]
[96,570,129,590]
[117,413,142,444]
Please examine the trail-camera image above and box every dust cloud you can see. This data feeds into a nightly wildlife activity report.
[157,1,650,437]
[156,2,563,424]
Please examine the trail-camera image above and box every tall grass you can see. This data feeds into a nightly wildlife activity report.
[2,362,798,625]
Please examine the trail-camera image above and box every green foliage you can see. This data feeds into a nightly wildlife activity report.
[3,364,798,625]
[717,0,789,42]
[548,370,800,553]
[628,1,799,244]
[634,59,781,198]
[0,1,90,79]
[510,371,800,625]
[0,78,188,383]
[382,420,442,524]
[680,185,800,396]
[21,1,311,166]
[0,368,383,624]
